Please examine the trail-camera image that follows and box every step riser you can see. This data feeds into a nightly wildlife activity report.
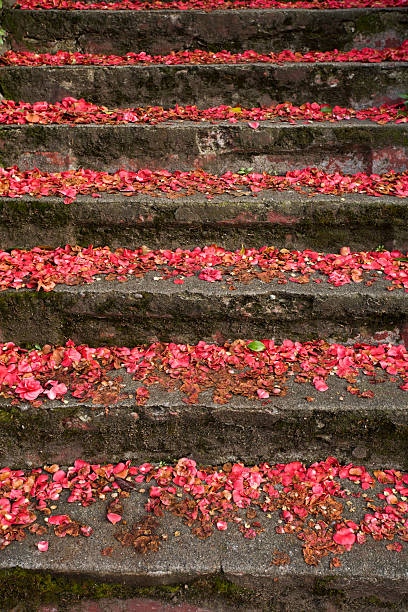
[0,285,406,347]
[1,194,408,253]
[0,398,406,468]
[1,64,406,108]
[3,8,408,55]
[2,123,408,174]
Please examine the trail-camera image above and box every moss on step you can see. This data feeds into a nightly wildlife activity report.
[0,198,71,226]
[0,568,255,611]
[354,12,383,34]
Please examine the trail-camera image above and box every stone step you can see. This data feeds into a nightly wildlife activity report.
[1,192,407,252]
[3,8,407,55]
[2,121,408,174]
[1,273,407,346]
[1,62,406,108]
[1,376,407,467]
[0,457,407,611]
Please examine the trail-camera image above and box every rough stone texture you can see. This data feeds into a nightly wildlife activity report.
[1,192,408,252]
[0,274,407,346]
[0,376,407,467]
[2,121,408,174]
[3,8,408,54]
[1,63,407,108]
[41,600,214,612]
[0,483,407,610]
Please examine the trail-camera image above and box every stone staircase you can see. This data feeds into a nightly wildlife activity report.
[0,1,408,610]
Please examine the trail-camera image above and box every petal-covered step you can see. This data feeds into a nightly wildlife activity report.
[1,174,408,251]
[1,62,407,108]
[0,458,407,609]
[0,341,407,466]
[3,8,408,54]
[2,121,408,174]
[1,381,408,467]
[0,245,408,346]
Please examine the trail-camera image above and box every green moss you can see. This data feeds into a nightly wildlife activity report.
[0,569,255,611]
[357,595,398,608]
[0,289,49,319]
[0,568,130,610]
[355,12,383,34]
[313,576,344,601]
[0,406,20,424]
[209,575,249,598]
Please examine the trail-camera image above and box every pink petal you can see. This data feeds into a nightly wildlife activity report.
[216,521,228,530]
[257,389,270,399]
[48,514,70,525]
[313,377,329,392]
[107,512,122,524]
[53,470,66,482]
[333,527,356,550]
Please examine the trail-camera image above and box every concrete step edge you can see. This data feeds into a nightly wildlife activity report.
[2,120,407,174]
[1,62,407,107]
[0,456,407,611]
[0,191,407,252]
[1,272,408,345]
[3,6,408,58]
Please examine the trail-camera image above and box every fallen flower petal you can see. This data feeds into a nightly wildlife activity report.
[216,521,228,530]
[3,43,408,66]
[13,0,408,10]
[47,515,70,526]
[107,513,122,524]
[1,98,406,126]
[313,378,329,392]
[333,527,357,550]
[257,389,270,399]
[1,166,408,202]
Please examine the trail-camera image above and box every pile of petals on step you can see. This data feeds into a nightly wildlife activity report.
[14,0,408,10]
[1,167,408,203]
[2,98,407,125]
[1,339,408,407]
[0,457,407,567]
[3,43,408,66]
[1,245,408,292]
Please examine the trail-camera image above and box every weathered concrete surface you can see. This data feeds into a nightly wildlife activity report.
[1,63,407,108]
[2,121,408,174]
[1,192,408,253]
[0,274,407,346]
[0,376,407,467]
[0,477,407,610]
[38,600,214,612]
[3,8,408,54]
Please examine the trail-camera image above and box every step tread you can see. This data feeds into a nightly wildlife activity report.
[2,265,408,346]
[0,458,407,608]
[1,496,406,583]
[0,338,407,465]
[7,268,408,300]
[3,119,405,127]
[1,370,407,467]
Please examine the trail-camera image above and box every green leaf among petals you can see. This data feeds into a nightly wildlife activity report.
[247,341,266,352]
